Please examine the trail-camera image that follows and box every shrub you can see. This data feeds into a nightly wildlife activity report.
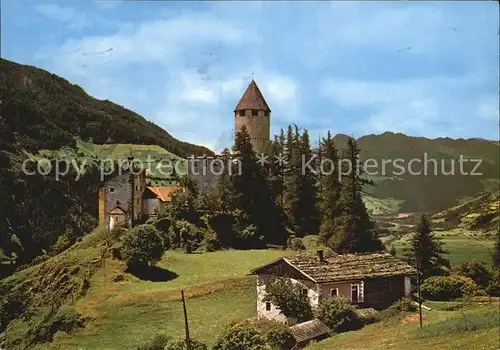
[452,260,493,289]
[289,237,305,251]
[316,296,362,333]
[379,297,417,319]
[252,319,295,349]
[421,275,478,301]
[137,333,170,350]
[264,278,313,322]
[213,322,267,350]
[485,272,500,296]
[121,224,164,268]
[164,338,207,350]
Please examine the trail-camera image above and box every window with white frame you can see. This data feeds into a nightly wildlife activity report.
[265,302,271,311]
[330,288,338,297]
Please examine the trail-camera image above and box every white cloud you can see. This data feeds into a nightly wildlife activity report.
[320,74,490,138]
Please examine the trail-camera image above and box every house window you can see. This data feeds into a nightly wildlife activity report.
[301,288,308,296]
[252,109,258,116]
[109,187,115,193]
[330,288,338,297]
[265,302,271,311]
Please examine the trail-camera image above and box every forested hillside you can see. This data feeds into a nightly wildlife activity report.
[0,58,211,157]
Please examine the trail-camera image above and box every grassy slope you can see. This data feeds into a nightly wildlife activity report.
[307,303,499,350]
[43,249,291,349]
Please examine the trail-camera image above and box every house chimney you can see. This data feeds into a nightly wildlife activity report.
[317,250,324,262]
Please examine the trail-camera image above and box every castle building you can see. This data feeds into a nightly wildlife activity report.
[234,80,271,154]
[98,169,147,231]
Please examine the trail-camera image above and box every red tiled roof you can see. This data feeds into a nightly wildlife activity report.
[146,186,181,202]
[234,80,271,112]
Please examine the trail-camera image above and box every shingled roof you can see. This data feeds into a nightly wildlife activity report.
[289,319,330,344]
[234,80,271,112]
[251,252,416,283]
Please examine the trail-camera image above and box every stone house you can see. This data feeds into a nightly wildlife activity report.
[99,169,180,231]
[250,250,416,325]
[98,169,147,231]
[142,186,181,217]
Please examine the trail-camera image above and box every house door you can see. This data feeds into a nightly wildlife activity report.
[351,285,359,303]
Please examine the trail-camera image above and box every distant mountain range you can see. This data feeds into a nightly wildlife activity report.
[333,132,499,213]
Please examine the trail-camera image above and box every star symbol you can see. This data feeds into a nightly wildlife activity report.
[256,153,269,166]
[274,153,288,167]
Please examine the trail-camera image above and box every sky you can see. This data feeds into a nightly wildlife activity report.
[2,0,499,152]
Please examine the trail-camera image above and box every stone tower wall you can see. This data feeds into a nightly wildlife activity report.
[235,109,270,153]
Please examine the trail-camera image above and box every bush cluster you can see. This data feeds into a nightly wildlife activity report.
[213,319,295,350]
[316,297,362,333]
[421,275,478,301]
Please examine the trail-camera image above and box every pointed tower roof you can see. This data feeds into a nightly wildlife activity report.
[234,80,271,112]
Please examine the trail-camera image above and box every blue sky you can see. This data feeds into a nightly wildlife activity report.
[2,0,499,151]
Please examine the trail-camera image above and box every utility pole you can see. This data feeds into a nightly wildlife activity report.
[181,290,192,350]
[415,247,423,328]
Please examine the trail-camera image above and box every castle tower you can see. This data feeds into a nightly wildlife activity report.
[234,80,271,154]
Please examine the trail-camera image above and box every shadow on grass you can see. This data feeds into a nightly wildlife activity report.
[126,264,179,282]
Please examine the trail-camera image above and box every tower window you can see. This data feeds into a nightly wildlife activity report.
[265,302,271,311]
[251,110,258,116]
[264,111,269,117]
[238,110,245,117]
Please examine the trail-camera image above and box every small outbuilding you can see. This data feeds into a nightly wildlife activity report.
[289,318,330,349]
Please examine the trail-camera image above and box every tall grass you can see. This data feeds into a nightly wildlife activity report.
[412,309,499,338]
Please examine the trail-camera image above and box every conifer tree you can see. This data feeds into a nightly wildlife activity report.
[318,131,342,243]
[231,126,284,245]
[215,148,234,214]
[283,125,300,231]
[405,214,450,279]
[295,129,319,236]
[327,137,381,252]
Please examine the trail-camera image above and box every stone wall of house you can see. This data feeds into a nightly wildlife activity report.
[104,173,133,231]
[404,276,412,296]
[235,110,270,154]
[256,275,319,326]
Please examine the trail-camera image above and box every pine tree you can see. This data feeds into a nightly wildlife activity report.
[295,129,319,236]
[215,148,235,214]
[231,126,284,245]
[283,125,300,232]
[327,137,381,253]
[405,214,450,279]
[318,131,342,243]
